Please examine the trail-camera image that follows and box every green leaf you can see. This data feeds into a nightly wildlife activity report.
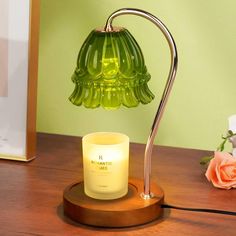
[199,130,236,166]
[200,156,213,165]
[217,138,227,151]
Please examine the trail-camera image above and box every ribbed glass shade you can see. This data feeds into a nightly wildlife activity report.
[69,27,154,110]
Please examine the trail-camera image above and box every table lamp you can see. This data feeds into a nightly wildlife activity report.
[63,8,178,227]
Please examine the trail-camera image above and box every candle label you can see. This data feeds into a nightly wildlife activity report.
[90,155,112,172]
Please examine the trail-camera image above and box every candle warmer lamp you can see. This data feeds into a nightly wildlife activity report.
[63,8,178,227]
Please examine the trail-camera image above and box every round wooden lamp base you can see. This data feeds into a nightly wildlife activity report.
[63,178,164,227]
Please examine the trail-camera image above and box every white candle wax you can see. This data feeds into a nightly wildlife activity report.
[82,132,129,200]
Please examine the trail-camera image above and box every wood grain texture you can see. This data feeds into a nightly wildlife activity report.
[0,133,235,235]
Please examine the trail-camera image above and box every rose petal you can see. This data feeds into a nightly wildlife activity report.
[221,164,236,179]
[205,152,236,189]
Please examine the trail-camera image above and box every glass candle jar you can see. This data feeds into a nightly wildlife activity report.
[82,132,129,200]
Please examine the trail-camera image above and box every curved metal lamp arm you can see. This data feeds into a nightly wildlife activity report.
[105,8,178,199]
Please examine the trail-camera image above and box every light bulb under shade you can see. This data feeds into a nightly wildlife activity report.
[69,27,154,110]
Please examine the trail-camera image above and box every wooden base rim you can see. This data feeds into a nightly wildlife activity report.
[63,178,164,227]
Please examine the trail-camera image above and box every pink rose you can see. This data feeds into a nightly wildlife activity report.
[205,152,236,189]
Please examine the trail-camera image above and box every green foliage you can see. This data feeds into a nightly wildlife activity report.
[200,130,236,165]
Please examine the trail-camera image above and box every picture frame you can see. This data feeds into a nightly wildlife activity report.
[0,0,40,161]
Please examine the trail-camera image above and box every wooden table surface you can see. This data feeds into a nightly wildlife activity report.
[0,133,236,236]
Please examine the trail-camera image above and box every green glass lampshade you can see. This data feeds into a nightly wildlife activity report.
[69,27,154,110]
